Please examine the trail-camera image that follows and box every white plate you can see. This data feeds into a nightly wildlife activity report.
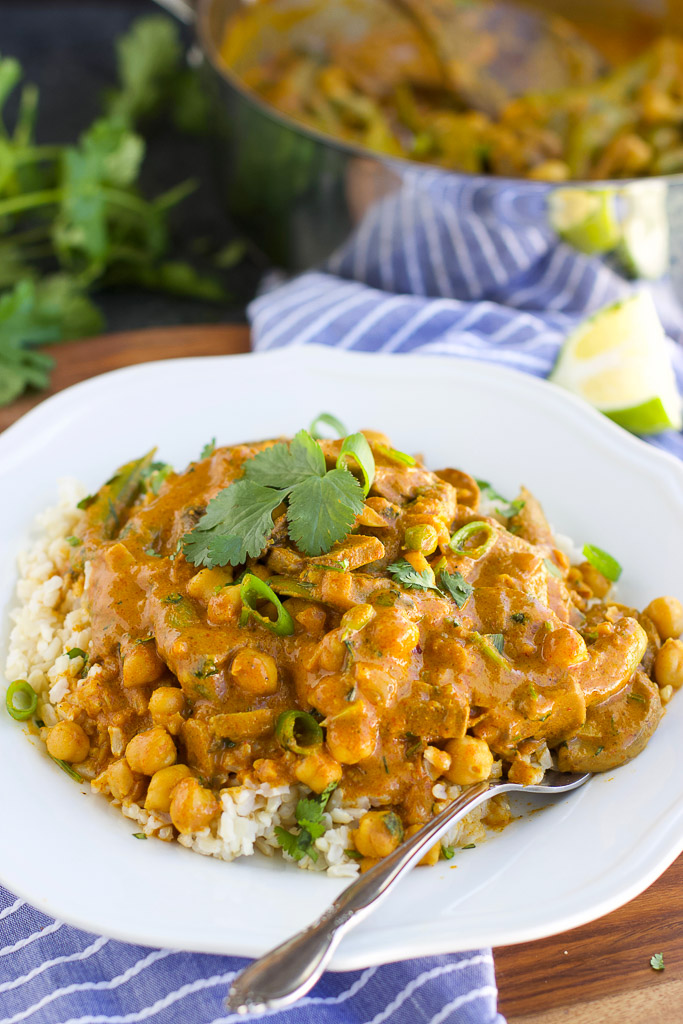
[1,347,682,967]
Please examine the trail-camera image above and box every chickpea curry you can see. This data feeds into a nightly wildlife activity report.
[12,423,683,869]
[222,0,683,180]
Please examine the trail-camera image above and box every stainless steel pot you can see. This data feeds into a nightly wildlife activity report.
[156,0,683,316]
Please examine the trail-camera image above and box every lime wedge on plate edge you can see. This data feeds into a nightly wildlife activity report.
[550,291,682,435]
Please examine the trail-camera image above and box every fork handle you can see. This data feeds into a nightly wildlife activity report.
[226,780,498,1014]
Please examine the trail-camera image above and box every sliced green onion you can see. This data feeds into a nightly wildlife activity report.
[5,680,38,721]
[470,631,507,667]
[65,536,82,547]
[309,412,347,440]
[486,633,504,654]
[267,576,315,599]
[374,443,416,467]
[336,433,375,496]
[544,558,563,579]
[50,756,84,782]
[132,832,148,840]
[442,845,455,860]
[275,709,324,754]
[582,544,622,582]
[66,648,86,660]
[449,521,496,559]
[240,574,295,636]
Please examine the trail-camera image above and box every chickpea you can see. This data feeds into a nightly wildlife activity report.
[46,721,90,763]
[644,597,683,641]
[325,701,378,764]
[579,562,611,599]
[541,626,588,668]
[405,823,441,866]
[527,160,571,182]
[294,748,343,794]
[186,566,233,604]
[207,584,242,626]
[106,758,135,801]
[122,643,165,688]
[654,638,683,691]
[354,810,404,859]
[125,727,177,776]
[443,736,493,785]
[354,663,397,705]
[318,634,347,672]
[169,777,220,834]
[145,764,193,813]
[230,648,278,696]
[149,686,186,735]
[404,524,439,556]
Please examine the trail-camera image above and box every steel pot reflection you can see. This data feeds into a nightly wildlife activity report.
[155,0,683,318]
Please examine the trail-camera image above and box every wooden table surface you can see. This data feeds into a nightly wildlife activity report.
[3,326,681,1023]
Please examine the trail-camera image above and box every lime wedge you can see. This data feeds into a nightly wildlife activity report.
[550,291,682,435]
[617,181,670,281]
[548,188,621,255]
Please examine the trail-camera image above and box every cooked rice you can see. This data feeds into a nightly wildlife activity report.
[4,484,505,876]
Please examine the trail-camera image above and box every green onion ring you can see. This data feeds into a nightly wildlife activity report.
[309,413,347,440]
[275,709,324,754]
[239,574,295,636]
[5,680,38,722]
[336,433,375,496]
[449,521,496,559]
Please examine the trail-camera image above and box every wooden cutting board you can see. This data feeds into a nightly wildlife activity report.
[2,325,681,1023]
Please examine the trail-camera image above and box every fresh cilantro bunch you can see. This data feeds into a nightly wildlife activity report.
[0,15,231,407]
[183,429,370,566]
[275,783,337,862]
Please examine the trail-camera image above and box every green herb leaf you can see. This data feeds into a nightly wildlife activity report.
[183,479,288,568]
[246,430,325,489]
[65,536,82,547]
[582,544,622,582]
[650,953,665,971]
[66,647,86,660]
[388,559,439,592]
[511,612,527,624]
[462,843,476,850]
[287,469,364,556]
[475,480,525,519]
[544,558,563,579]
[438,569,473,608]
[309,412,347,439]
[486,633,504,654]
[442,845,455,860]
[200,437,216,459]
[132,832,148,840]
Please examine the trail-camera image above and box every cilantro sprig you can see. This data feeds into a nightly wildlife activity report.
[387,561,474,609]
[183,429,368,567]
[275,783,337,863]
[476,479,525,519]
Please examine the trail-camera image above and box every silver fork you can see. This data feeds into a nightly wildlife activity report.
[226,769,591,1014]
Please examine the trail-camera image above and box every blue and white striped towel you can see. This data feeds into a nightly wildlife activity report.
[3,167,683,1024]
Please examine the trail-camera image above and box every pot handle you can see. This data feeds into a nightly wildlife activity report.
[150,0,196,24]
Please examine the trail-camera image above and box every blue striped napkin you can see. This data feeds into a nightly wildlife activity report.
[3,167,683,1024]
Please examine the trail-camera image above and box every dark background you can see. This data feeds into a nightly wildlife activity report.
[1,0,257,332]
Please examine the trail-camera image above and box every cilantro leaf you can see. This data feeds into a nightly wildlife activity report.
[438,569,473,608]
[246,430,326,489]
[200,438,216,459]
[105,15,183,125]
[183,479,288,568]
[287,468,364,556]
[274,825,315,862]
[650,953,665,971]
[387,559,440,592]
[275,784,337,862]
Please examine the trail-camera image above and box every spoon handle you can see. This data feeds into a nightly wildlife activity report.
[226,779,498,1015]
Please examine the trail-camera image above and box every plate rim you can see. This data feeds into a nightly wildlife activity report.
[1,345,682,967]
